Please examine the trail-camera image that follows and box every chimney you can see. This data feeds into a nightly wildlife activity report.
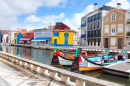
[117,3,121,9]
[94,3,97,10]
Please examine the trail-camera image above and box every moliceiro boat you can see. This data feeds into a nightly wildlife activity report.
[71,48,128,72]
[51,48,96,66]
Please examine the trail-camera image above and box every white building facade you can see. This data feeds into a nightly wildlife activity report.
[2,34,8,44]
[8,31,18,44]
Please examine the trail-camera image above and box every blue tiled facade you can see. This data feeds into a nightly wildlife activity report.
[17,33,23,44]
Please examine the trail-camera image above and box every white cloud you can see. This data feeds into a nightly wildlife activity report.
[0,0,67,30]
[42,13,65,24]
[106,0,130,9]
[63,5,94,30]
[25,13,65,24]
[24,15,41,23]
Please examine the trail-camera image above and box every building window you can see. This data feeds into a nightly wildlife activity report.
[111,38,115,45]
[95,14,97,21]
[98,30,101,37]
[91,24,92,30]
[97,21,99,28]
[28,34,31,36]
[98,13,101,19]
[105,18,108,22]
[118,25,123,32]
[112,13,116,21]
[93,23,95,29]
[105,26,109,33]
[91,39,93,45]
[98,39,100,46]
[94,39,96,46]
[53,32,59,36]
[93,15,95,21]
[42,32,44,35]
[111,26,115,35]
[120,17,123,20]
[37,32,39,35]
[89,17,91,23]
[48,32,50,35]
[87,18,89,23]
[87,24,89,30]
[88,39,90,45]
[92,16,93,22]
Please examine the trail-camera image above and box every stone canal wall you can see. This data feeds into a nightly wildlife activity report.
[0,51,123,86]
[11,44,130,54]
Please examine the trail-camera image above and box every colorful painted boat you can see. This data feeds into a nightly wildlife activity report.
[51,48,96,66]
[71,48,128,72]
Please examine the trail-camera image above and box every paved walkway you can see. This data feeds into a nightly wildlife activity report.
[0,58,65,86]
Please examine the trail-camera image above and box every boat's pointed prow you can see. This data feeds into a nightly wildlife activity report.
[51,48,59,65]
[51,55,59,65]
[71,57,79,72]
[71,48,82,72]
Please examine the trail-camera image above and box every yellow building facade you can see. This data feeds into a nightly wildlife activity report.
[14,33,17,44]
[52,30,74,46]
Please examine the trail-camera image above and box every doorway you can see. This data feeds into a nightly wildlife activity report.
[104,38,109,48]
[118,38,123,49]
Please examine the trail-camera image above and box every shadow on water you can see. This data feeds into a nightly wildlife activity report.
[0,45,130,86]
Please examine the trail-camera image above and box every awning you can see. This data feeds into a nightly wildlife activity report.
[31,38,51,41]
[20,38,32,41]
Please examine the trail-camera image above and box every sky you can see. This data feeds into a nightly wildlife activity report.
[0,0,130,31]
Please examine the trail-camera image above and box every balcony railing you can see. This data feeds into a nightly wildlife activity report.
[81,34,86,38]
[81,23,86,27]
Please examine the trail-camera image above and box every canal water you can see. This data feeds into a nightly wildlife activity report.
[0,45,130,86]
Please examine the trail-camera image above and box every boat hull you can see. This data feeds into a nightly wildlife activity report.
[58,55,73,65]
[79,55,102,71]
[79,67,101,71]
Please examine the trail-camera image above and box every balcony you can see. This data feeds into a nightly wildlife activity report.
[81,23,86,27]
[127,19,130,24]
[81,34,86,38]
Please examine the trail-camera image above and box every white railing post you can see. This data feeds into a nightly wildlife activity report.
[33,65,38,72]
[49,71,57,78]
[76,79,85,86]
[61,74,70,83]
[20,61,25,67]
[40,68,46,75]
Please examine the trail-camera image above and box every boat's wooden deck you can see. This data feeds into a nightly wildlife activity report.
[103,59,130,77]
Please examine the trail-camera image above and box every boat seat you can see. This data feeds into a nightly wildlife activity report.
[87,57,103,62]
[103,55,112,60]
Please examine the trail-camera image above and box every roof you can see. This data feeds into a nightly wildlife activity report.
[1,30,10,32]
[3,33,8,35]
[74,31,77,33]
[119,9,127,13]
[53,29,60,32]
[87,7,101,15]
[53,29,74,32]
[28,30,34,33]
